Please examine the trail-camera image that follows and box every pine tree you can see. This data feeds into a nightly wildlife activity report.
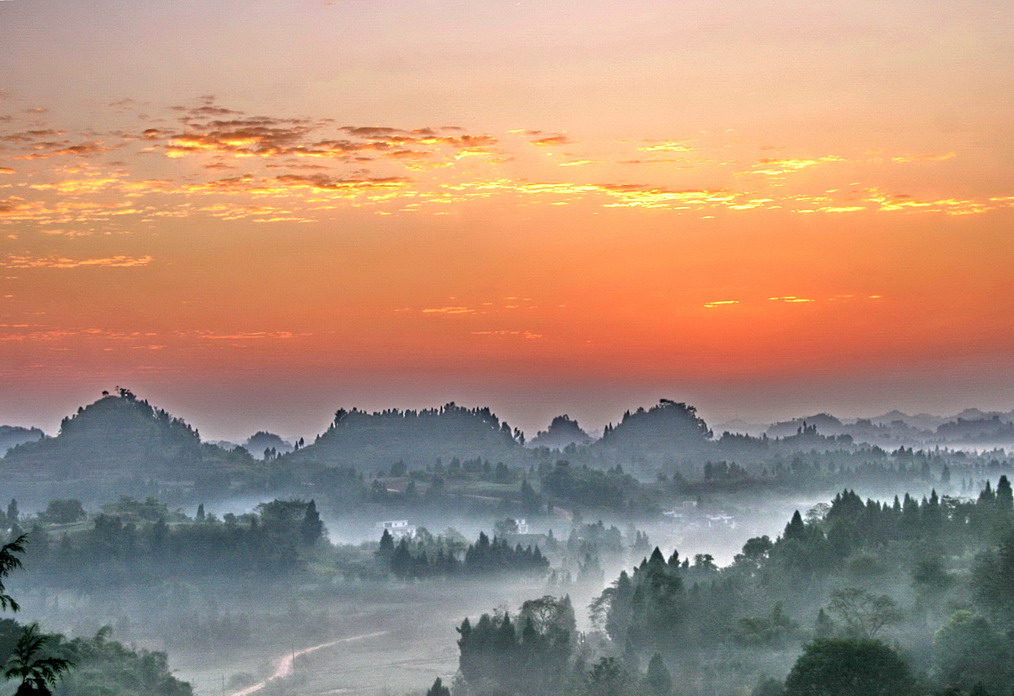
[378,529,395,556]
[645,653,673,696]
[996,476,1013,510]
[300,500,324,545]
[425,677,450,696]
[784,510,806,540]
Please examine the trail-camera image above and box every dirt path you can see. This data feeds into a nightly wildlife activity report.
[229,631,389,696]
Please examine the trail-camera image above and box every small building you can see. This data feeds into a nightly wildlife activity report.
[380,520,416,539]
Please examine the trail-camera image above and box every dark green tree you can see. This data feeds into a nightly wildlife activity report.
[586,657,635,696]
[934,611,1010,693]
[300,500,324,545]
[3,624,73,696]
[0,535,26,612]
[784,639,915,696]
[425,677,450,696]
[997,475,1013,511]
[40,500,86,525]
[644,653,673,696]
[826,588,902,639]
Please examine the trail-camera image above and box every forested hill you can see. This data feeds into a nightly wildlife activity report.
[0,390,246,483]
[593,400,713,464]
[528,415,593,450]
[289,403,524,467]
[0,425,44,456]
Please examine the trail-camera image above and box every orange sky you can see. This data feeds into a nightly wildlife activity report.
[1,1,1012,439]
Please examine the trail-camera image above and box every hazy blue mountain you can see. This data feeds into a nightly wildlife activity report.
[0,389,246,483]
[766,413,846,438]
[0,425,45,456]
[594,399,713,467]
[289,402,523,467]
[528,415,593,450]
[245,431,294,459]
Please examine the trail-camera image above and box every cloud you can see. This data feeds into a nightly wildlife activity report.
[271,174,409,191]
[194,331,299,340]
[703,300,740,308]
[471,330,543,339]
[638,141,692,153]
[529,134,571,147]
[0,255,153,269]
[768,296,815,303]
[422,306,475,315]
[39,228,93,237]
[742,156,844,176]
[887,152,957,163]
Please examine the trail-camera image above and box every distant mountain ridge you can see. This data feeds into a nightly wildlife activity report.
[594,400,713,464]
[0,425,45,456]
[4,391,1013,492]
[288,402,523,467]
[1,389,241,482]
[763,409,1014,448]
[528,415,592,450]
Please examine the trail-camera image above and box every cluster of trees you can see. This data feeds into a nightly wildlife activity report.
[431,478,1014,696]
[18,499,326,590]
[1,532,192,696]
[541,461,640,511]
[379,530,549,579]
[456,596,576,696]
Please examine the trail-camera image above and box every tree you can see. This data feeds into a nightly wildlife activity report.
[826,588,902,638]
[0,535,26,612]
[586,657,636,696]
[300,500,324,545]
[390,539,413,578]
[519,595,575,637]
[934,611,1010,693]
[997,475,1013,510]
[753,677,785,696]
[644,653,673,696]
[426,677,451,696]
[41,500,86,525]
[784,639,915,696]
[972,533,1014,630]
[3,624,73,696]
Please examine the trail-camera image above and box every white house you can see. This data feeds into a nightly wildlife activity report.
[380,520,416,539]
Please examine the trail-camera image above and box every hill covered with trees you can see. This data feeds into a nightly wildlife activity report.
[288,403,524,468]
[0,390,255,505]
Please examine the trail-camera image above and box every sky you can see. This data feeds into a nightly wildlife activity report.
[1,0,1012,441]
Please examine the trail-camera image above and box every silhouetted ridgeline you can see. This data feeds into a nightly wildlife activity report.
[288,403,523,467]
[527,415,593,450]
[0,391,254,505]
[3,391,1013,512]
[593,400,713,465]
[0,426,44,456]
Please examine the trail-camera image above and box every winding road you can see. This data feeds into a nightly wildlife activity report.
[229,631,390,696]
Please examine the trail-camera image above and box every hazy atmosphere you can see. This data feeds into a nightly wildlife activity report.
[1,2,1012,696]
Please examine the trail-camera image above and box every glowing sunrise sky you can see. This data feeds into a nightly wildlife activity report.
[1,0,1012,440]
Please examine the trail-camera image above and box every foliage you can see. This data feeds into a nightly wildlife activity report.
[3,624,73,695]
[783,639,915,696]
[0,535,26,612]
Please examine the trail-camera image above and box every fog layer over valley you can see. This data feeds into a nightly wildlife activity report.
[1,391,1013,696]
